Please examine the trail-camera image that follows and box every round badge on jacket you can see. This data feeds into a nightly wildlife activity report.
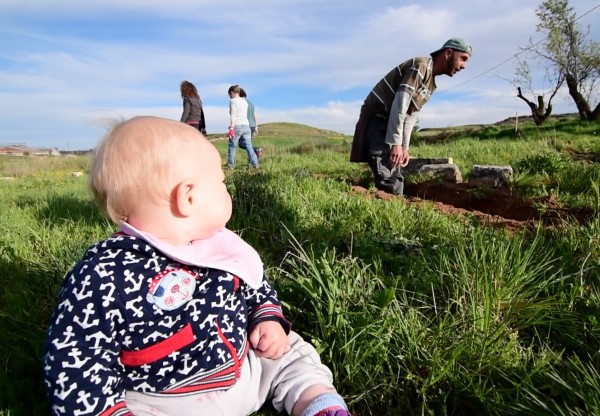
[147,268,197,311]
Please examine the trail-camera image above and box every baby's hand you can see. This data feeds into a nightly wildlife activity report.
[249,321,291,359]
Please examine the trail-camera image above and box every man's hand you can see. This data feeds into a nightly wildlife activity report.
[400,147,410,167]
[389,145,410,168]
[249,321,290,359]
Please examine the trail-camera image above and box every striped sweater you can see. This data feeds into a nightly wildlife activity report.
[365,56,436,116]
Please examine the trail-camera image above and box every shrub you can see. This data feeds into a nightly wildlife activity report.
[514,153,568,176]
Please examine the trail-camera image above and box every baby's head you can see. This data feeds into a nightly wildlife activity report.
[90,116,232,241]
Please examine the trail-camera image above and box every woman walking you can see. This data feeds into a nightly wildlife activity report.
[227,85,258,169]
[180,81,207,134]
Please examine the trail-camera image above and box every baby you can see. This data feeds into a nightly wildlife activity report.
[42,116,351,416]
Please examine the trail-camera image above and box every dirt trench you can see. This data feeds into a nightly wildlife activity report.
[350,180,594,232]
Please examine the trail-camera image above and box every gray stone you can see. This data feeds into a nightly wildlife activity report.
[469,165,513,186]
[404,157,453,174]
[417,163,463,183]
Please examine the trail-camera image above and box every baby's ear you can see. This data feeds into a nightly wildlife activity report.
[173,180,195,217]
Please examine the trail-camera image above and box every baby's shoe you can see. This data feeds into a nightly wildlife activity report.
[303,393,350,416]
[315,409,351,416]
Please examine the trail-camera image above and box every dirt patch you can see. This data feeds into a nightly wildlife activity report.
[350,180,595,232]
[566,149,600,163]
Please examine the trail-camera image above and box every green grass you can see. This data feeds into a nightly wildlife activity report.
[0,155,90,178]
[1,119,599,415]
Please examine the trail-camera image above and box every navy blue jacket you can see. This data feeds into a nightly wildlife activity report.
[43,233,290,415]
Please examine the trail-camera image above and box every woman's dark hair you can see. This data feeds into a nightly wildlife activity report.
[180,81,199,99]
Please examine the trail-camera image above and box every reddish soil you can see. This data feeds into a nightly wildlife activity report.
[349,180,595,233]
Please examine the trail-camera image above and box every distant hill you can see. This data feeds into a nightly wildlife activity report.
[260,114,581,139]
[416,113,581,138]
[258,122,343,138]
[0,144,60,156]
[2,114,583,154]
[492,112,579,127]
[203,122,347,143]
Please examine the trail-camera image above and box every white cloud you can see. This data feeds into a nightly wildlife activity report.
[257,100,362,134]
[0,0,599,149]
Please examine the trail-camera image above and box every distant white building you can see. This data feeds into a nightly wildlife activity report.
[0,144,61,156]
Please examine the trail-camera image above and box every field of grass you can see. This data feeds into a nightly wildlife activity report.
[1,118,599,415]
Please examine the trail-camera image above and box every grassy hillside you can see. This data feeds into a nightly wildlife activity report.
[1,115,599,415]
[258,122,345,139]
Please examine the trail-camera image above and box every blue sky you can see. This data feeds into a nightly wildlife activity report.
[1,0,598,150]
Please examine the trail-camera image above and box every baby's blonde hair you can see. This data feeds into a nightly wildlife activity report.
[90,116,202,224]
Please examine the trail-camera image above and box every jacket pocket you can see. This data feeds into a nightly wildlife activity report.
[120,323,196,366]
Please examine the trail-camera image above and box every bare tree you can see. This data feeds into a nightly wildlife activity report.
[512,57,564,125]
[526,0,600,121]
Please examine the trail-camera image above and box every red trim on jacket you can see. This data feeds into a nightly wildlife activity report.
[119,323,195,367]
[99,401,131,416]
[216,320,241,379]
[166,342,249,395]
[253,303,285,317]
